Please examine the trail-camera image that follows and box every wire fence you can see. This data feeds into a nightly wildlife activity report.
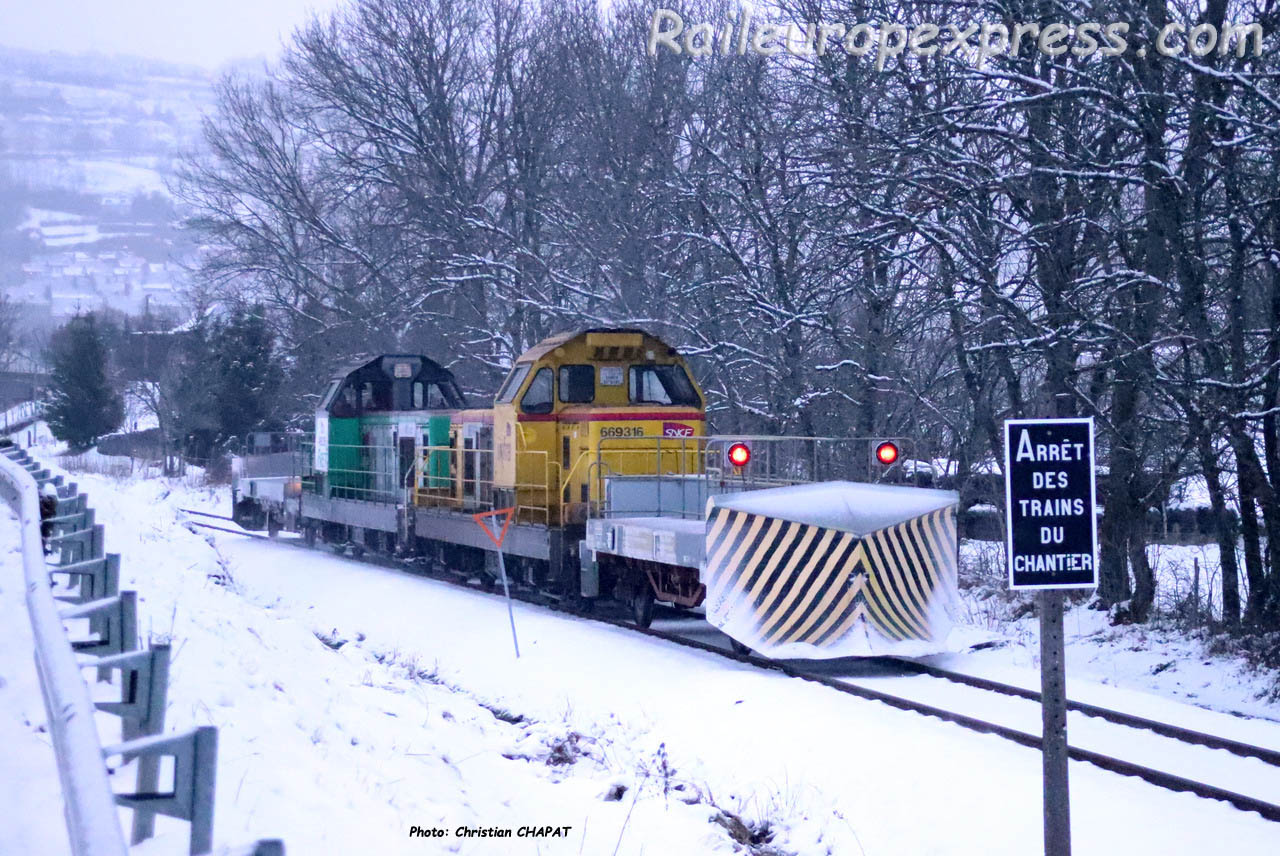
[1,399,42,436]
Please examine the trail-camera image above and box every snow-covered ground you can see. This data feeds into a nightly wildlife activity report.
[4,453,1280,854]
[958,540,1280,720]
[4,465,1279,853]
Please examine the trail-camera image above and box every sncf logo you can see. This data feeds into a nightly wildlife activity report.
[663,422,695,437]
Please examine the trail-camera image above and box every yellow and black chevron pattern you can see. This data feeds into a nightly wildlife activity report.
[704,504,958,648]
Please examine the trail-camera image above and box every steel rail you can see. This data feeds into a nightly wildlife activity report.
[601,619,1280,823]
[178,508,236,522]
[184,519,271,540]
[0,448,128,856]
[875,657,1280,767]
[213,529,1280,823]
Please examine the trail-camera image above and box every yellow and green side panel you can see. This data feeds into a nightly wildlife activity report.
[703,486,959,658]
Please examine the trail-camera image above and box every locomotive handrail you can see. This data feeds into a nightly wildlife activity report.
[0,449,128,856]
[558,450,594,505]
[411,444,555,526]
[298,441,400,503]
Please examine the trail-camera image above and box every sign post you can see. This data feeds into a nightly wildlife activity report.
[473,507,520,659]
[1004,418,1098,856]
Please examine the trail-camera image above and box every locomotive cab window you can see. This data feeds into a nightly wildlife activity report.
[496,364,531,404]
[629,365,700,407]
[521,367,554,414]
[414,382,450,409]
[360,381,393,412]
[330,382,359,417]
[559,365,595,403]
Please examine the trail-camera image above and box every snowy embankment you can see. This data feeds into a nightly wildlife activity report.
[6,465,1280,854]
[956,540,1280,720]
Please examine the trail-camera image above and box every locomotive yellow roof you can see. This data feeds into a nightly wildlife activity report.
[517,328,680,363]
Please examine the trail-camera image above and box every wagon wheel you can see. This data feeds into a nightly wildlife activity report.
[631,587,655,628]
[267,513,281,538]
[303,524,317,548]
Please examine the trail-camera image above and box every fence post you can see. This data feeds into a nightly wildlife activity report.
[1192,557,1201,626]
[130,645,169,843]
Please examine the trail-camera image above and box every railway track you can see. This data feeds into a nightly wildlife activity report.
[177,507,1280,824]
[874,657,1280,766]
[180,510,271,540]
[180,508,237,522]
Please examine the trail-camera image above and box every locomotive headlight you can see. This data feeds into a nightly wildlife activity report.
[727,442,751,468]
[875,441,900,466]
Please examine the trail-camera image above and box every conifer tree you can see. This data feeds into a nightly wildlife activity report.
[211,305,280,443]
[46,313,124,450]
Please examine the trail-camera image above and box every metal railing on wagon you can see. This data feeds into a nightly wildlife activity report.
[410,444,560,526]
[406,435,931,526]
[585,435,927,520]
[0,441,284,856]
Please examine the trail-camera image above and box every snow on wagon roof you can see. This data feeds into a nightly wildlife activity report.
[713,480,958,536]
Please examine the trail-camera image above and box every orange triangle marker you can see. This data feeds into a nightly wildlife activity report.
[472,507,516,548]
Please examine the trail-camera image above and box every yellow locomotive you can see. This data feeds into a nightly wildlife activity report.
[409,328,709,599]
[234,327,960,656]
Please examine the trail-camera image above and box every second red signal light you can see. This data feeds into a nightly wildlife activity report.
[727,442,751,467]
[875,441,900,466]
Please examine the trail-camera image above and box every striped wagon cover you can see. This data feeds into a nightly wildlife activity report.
[704,481,960,658]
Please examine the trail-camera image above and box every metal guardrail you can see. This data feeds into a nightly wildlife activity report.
[0,443,284,856]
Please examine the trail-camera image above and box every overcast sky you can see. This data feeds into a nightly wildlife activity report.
[0,0,345,68]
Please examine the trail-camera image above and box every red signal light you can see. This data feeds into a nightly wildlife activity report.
[728,442,751,467]
[875,441,900,466]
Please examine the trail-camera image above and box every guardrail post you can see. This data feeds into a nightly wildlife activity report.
[62,591,137,662]
[128,646,169,842]
[191,727,218,855]
[89,644,169,739]
[108,726,218,855]
[90,521,104,559]
[52,554,118,605]
[87,644,171,842]
[48,510,99,567]
[94,556,122,681]
[79,510,96,598]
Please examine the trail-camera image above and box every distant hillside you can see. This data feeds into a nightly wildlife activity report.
[0,46,216,339]
[0,45,213,198]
